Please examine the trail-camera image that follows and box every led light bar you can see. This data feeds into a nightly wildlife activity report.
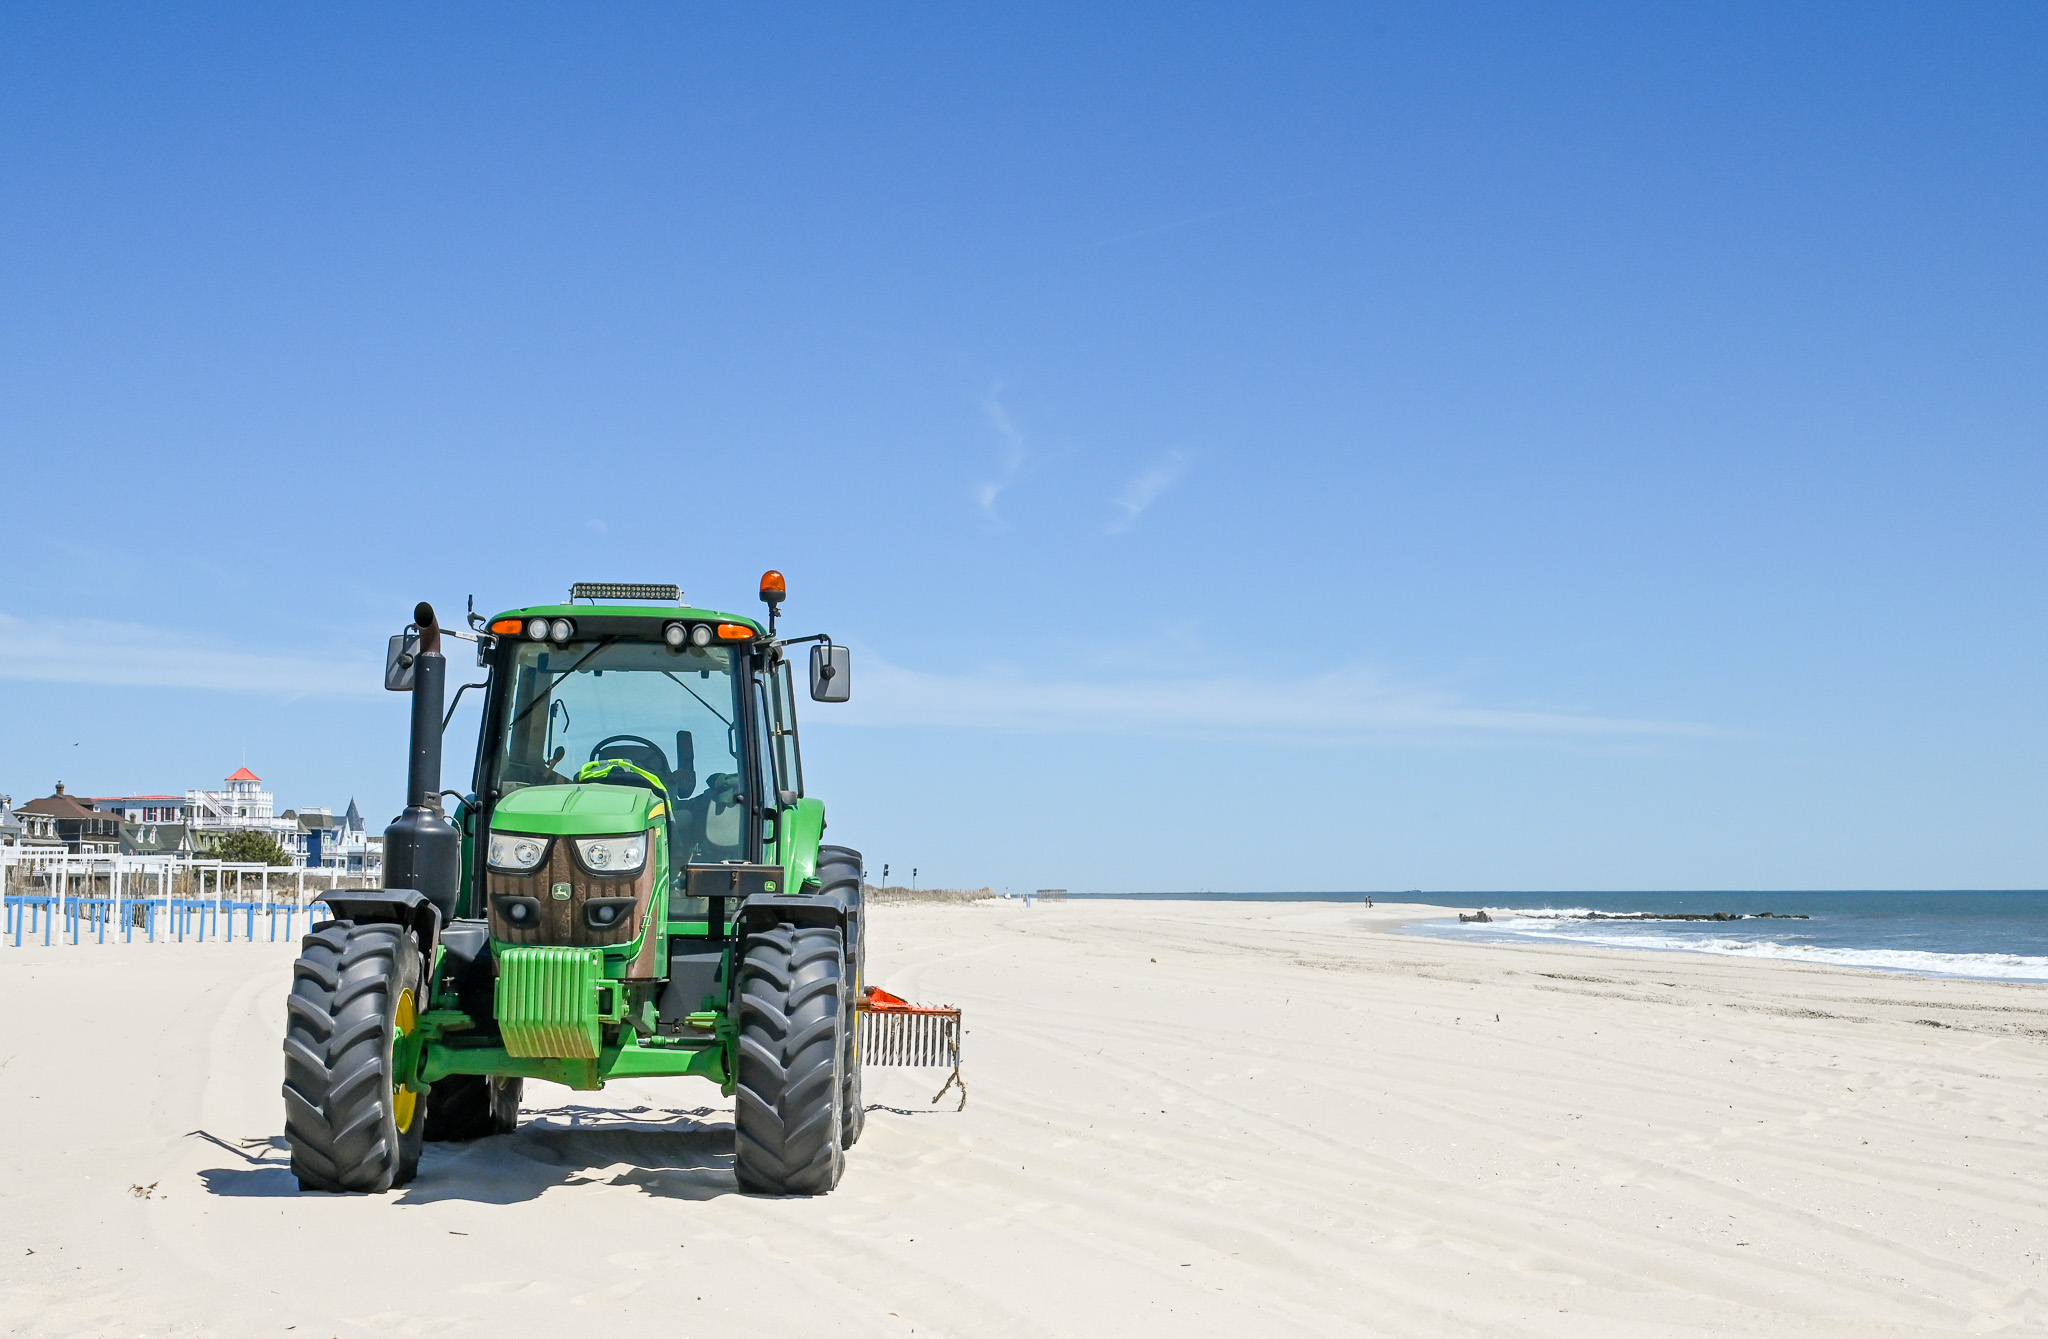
[569,582,682,603]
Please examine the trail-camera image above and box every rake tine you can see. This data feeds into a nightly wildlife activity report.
[856,990,963,1101]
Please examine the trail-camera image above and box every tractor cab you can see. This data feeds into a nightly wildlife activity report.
[468,607,792,926]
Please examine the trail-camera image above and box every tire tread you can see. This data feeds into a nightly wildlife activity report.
[281,921,424,1192]
[733,922,847,1194]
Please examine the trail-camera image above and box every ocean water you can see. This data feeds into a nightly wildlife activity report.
[1398,891,2048,983]
[1071,890,2048,983]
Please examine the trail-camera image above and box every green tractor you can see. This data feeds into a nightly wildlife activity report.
[283,577,866,1196]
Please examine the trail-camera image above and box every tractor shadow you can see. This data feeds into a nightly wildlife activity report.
[195,1102,912,1204]
[398,1104,739,1205]
[191,1131,299,1198]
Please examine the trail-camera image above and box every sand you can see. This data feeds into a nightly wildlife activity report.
[1,898,2045,1337]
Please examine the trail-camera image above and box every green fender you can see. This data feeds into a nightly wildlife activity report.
[778,798,826,893]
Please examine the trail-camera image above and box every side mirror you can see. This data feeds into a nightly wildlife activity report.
[385,633,420,692]
[809,643,851,702]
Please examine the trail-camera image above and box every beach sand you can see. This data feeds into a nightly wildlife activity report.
[1,898,2044,1337]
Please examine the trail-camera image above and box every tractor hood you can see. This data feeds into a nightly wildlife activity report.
[489,784,662,836]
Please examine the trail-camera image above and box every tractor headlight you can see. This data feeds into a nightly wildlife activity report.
[663,621,688,648]
[487,833,550,872]
[550,618,576,642]
[688,623,712,647]
[524,617,550,640]
[573,834,646,875]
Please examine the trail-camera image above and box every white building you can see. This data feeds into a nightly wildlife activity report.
[278,798,381,875]
[95,795,189,824]
[37,768,384,875]
[0,795,61,850]
[336,798,382,877]
[186,768,292,830]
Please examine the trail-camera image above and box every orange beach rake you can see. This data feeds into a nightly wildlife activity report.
[858,986,966,1109]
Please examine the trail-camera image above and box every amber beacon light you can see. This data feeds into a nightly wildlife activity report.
[759,569,787,632]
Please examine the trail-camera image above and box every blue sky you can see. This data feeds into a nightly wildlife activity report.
[2,4,2042,891]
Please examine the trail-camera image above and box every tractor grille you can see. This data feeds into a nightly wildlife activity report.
[496,946,604,1058]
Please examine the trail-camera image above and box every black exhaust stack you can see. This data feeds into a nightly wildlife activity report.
[383,601,462,924]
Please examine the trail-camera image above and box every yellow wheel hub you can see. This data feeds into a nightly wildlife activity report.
[392,989,419,1133]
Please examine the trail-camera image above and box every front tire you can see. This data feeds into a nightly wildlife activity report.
[733,922,846,1195]
[282,921,428,1193]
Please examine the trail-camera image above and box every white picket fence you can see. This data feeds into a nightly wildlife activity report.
[1,851,366,901]
[1,851,375,948]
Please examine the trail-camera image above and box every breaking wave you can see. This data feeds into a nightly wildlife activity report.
[1435,915,2048,982]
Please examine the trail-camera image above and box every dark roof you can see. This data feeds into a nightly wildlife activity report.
[19,790,106,821]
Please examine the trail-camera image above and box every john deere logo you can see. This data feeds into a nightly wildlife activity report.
[764,879,777,892]
[551,883,572,900]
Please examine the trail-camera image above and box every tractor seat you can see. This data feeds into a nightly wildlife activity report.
[678,772,747,864]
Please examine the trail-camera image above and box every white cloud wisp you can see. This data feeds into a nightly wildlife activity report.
[0,612,385,699]
[0,613,1707,743]
[828,652,1709,741]
[974,389,1029,522]
[1110,449,1187,531]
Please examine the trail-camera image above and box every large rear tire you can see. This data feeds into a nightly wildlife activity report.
[424,1074,522,1142]
[733,922,846,1195]
[819,845,866,1148]
[282,921,428,1193]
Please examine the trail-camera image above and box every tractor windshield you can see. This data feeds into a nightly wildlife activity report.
[484,639,749,860]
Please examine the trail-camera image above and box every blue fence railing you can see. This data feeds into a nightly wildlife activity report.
[4,895,337,948]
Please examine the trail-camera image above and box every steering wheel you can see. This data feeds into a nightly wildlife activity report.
[587,734,673,792]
